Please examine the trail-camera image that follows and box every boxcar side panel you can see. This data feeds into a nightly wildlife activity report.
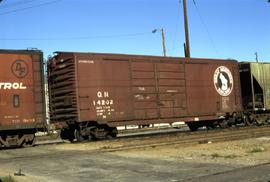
[185,61,242,116]
[157,62,187,118]
[0,51,45,131]
[131,61,187,120]
[76,56,133,122]
[131,61,158,120]
[76,56,189,123]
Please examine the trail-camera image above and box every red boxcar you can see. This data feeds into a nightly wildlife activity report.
[0,49,46,147]
[48,52,242,141]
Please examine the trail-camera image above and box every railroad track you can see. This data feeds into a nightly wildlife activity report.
[35,126,188,145]
[98,125,270,152]
[0,126,269,164]
[35,125,270,149]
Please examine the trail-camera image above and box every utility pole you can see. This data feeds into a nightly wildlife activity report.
[161,28,167,57]
[152,28,167,57]
[183,0,191,58]
[255,52,259,62]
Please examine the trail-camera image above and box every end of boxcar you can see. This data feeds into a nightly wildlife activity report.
[0,49,47,148]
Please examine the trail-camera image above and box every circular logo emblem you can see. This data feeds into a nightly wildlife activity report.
[213,66,233,97]
[11,60,28,78]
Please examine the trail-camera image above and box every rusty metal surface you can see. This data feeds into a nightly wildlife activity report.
[0,50,46,131]
[185,61,242,115]
[48,52,243,126]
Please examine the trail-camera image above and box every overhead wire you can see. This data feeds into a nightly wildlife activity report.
[0,1,155,45]
[0,1,151,41]
[192,0,220,57]
[0,32,153,41]
[0,0,42,10]
[0,0,62,16]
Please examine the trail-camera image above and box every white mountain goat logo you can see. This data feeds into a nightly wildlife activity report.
[213,66,233,97]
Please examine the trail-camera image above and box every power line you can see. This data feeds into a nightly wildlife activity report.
[0,32,152,41]
[192,0,220,57]
[0,0,61,16]
[0,0,41,10]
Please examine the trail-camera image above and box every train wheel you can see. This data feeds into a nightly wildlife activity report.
[107,127,118,138]
[74,129,84,142]
[60,128,75,142]
[186,122,199,131]
[243,116,252,126]
[22,135,36,147]
[86,134,93,141]
[205,121,218,130]
[219,120,229,128]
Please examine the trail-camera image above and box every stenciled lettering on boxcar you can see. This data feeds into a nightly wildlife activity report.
[221,97,229,109]
[11,60,28,78]
[92,91,115,119]
[0,82,27,89]
[213,66,233,97]
[3,115,35,124]
[78,60,95,64]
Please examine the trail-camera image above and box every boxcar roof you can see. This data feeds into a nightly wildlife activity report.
[0,49,42,55]
[53,51,238,64]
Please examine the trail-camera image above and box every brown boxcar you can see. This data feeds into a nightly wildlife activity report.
[48,52,242,141]
[0,49,46,147]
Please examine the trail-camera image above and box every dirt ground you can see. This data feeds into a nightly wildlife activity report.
[114,137,270,166]
[54,136,270,166]
[0,136,269,182]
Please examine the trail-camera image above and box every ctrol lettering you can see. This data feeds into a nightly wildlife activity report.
[4,83,11,89]
[0,82,27,89]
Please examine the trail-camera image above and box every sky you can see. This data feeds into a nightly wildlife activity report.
[0,0,269,61]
